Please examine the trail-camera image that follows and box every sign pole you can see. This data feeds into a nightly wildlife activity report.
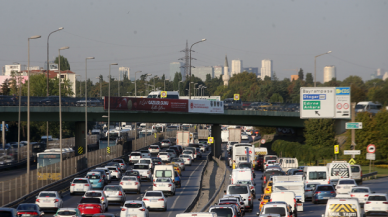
[335,154,337,161]
[369,160,371,174]
[351,103,356,150]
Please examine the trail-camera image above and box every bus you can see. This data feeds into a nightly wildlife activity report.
[37,151,66,180]
[99,138,118,149]
[147,91,179,99]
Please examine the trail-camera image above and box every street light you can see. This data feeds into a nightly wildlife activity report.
[153,75,158,92]
[58,46,69,180]
[314,51,332,87]
[27,35,41,193]
[13,62,22,162]
[85,57,94,163]
[202,86,207,96]
[164,79,169,91]
[189,39,206,99]
[96,76,102,98]
[134,71,142,97]
[194,83,198,96]
[108,63,118,150]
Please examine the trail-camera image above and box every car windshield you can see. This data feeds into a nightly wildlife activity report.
[264,207,286,216]
[134,165,149,169]
[317,186,334,191]
[352,188,369,193]
[209,208,233,217]
[172,158,182,162]
[124,203,143,208]
[145,192,162,197]
[131,153,141,156]
[39,192,56,197]
[57,210,77,215]
[140,151,149,153]
[265,156,277,162]
[17,205,38,211]
[106,167,117,171]
[309,172,327,180]
[159,153,167,155]
[236,181,251,185]
[73,179,88,183]
[155,170,172,178]
[183,151,192,154]
[87,175,100,179]
[104,186,121,191]
[228,186,248,194]
[122,176,137,181]
[339,180,355,185]
[85,192,102,197]
[307,184,318,188]
[368,196,387,201]
[80,198,101,204]
[150,146,159,148]
[162,140,170,143]
[125,171,139,176]
[156,178,171,182]
[239,164,251,168]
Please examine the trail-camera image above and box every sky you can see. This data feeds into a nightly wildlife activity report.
[1,0,387,83]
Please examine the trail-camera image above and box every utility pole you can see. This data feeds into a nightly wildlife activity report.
[179,40,190,81]
[351,102,356,152]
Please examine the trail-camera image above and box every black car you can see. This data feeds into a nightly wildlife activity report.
[39,96,65,104]
[151,157,163,165]
[16,203,44,217]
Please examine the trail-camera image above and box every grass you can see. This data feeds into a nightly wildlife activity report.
[361,165,388,177]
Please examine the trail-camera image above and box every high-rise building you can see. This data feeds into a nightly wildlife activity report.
[170,62,184,81]
[382,72,388,81]
[191,66,214,81]
[323,65,336,83]
[231,60,243,76]
[243,67,259,76]
[223,55,230,86]
[377,68,384,76]
[213,66,223,79]
[260,59,273,80]
[119,67,130,81]
[291,75,299,81]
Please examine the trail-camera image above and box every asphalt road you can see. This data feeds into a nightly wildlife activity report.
[42,150,209,217]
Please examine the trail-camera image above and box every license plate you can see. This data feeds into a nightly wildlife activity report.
[344,186,350,189]
[323,197,330,199]
[372,207,380,210]
[159,184,165,187]
[77,189,83,191]
[86,207,93,209]
[44,199,51,203]
[126,183,132,185]
[22,215,30,216]
[151,200,157,202]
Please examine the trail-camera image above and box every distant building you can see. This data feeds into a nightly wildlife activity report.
[191,66,214,81]
[119,67,130,81]
[383,72,388,81]
[243,67,259,76]
[169,62,184,81]
[223,55,230,86]
[323,65,336,83]
[291,75,299,81]
[231,60,242,76]
[213,66,223,79]
[377,68,384,76]
[260,59,273,80]
[3,64,24,76]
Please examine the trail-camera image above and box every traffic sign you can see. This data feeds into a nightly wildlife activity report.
[348,158,356,165]
[107,147,111,154]
[208,137,214,144]
[334,145,339,154]
[261,139,266,144]
[161,91,167,98]
[0,124,9,131]
[78,146,84,154]
[367,144,376,154]
[344,150,361,155]
[335,87,351,118]
[234,94,240,101]
[346,122,363,129]
[366,153,375,160]
[154,133,157,138]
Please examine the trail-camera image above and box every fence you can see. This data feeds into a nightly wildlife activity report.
[47,135,98,148]
[0,145,122,207]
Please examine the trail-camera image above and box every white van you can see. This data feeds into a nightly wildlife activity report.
[355,101,382,114]
[176,213,217,217]
[322,198,360,217]
[270,191,297,214]
[153,165,175,182]
[304,166,330,185]
[326,161,352,186]
[147,91,179,99]
[277,158,298,172]
[230,168,253,184]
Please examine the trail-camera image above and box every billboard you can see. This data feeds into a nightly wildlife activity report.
[104,97,189,112]
[188,100,224,114]
[49,63,59,71]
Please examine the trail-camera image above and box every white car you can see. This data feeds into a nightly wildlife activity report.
[335,178,357,194]
[103,185,126,206]
[152,178,176,196]
[120,201,149,217]
[179,155,192,166]
[129,152,142,164]
[148,145,161,154]
[105,165,122,180]
[349,186,372,205]
[142,191,167,211]
[364,194,388,216]
[182,150,194,160]
[133,163,152,181]
[95,167,112,183]
[112,158,127,171]
[157,152,171,162]
[171,158,186,171]
[140,150,151,158]
[35,191,63,211]
[165,149,177,158]
[54,208,82,217]
[70,178,91,195]
[83,190,108,212]
[139,158,154,172]
[161,139,172,148]
[235,180,256,195]
[120,176,141,194]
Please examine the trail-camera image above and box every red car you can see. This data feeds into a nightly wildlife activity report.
[77,198,104,216]
[255,155,265,171]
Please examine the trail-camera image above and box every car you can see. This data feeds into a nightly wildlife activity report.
[219,197,245,214]
[196,148,203,158]
[123,170,141,181]
[151,157,163,166]
[70,178,91,195]
[305,183,320,201]
[120,201,149,217]
[120,176,141,194]
[165,149,177,158]
[182,150,194,161]
[85,172,105,189]
[129,152,142,164]
[184,147,197,159]
[139,158,154,172]
[167,163,182,176]
[77,198,104,216]
[174,171,182,188]
[106,161,121,168]
[161,139,172,148]
[39,97,65,104]
[335,179,357,194]
[171,157,186,171]
[133,163,152,181]
[76,98,101,107]
[54,208,82,217]
[364,193,388,217]
[35,191,63,212]
[142,191,167,211]
[263,181,272,194]
[153,178,176,195]
[259,202,292,217]
[261,170,285,190]
[111,158,127,171]
[83,190,109,212]
[140,150,151,158]
[323,198,360,217]
[351,164,362,184]
[105,165,122,180]
[16,203,44,217]
[103,185,126,206]
[208,205,241,217]
[312,184,336,204]
[349,186,373,206]
[223,194,246,211]
[0,208,17,217]
[179,155,192,166]
[225,184,253,212]
[169,146,181,155]
[157,152,171,162]
[148,144,161,154]
[199,144,207,152]
[235,180,256,196]
[95,167,112,183]
[258,194,271,212]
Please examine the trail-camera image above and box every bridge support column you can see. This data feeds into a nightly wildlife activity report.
[75,122,86,159]
[211,124,221,158]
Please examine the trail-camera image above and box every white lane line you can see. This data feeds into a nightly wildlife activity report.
[167,158,206,217]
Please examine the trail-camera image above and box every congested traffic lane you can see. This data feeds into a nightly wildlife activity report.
[43,150,209,217]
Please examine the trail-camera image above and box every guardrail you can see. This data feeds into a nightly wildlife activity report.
[362,171,378,180]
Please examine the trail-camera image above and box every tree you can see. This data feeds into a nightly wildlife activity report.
[54,55,71,71]
[350,84,367,103]
[1,79,10,95]
[304,119,336,148]
[305,73,313,86]
[269,93,284,103]
[298,68,304,80]
[205,74,212,82]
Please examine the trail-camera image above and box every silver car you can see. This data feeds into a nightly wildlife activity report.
[120,176,141,194]
[103,185,126,206]
[111,158,127,171]
[35,191,63,212]
[133,163,152,181]
[83,190,109,212]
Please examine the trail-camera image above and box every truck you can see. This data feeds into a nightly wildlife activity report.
[221,130,229,143]
[254,147,268,156]
[326,161,352,186]
[229,128,241,143]
[197,129,209,140]
[176,131,190,147]
[229,143,255,168]
[272,175,305,212]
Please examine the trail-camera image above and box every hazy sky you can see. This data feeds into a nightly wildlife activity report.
[1,0,387,83]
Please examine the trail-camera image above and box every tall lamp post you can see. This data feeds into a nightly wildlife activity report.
[314,51,332,87]
[194,83,198,96]
[95,76,102,98]
[58,46,69,179]
[108,63,118,151]
[134,71,142,97]
[27,35,41,194]
[202,86,207,96]
[13,62,22,163]
[189,39,206,99]
[153,76,158,91]
[164,79,169,91]
[85,57,94,163]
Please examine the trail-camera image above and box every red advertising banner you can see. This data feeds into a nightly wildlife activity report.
[104,97,189,112]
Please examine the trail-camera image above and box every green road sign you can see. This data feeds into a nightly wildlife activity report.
[346,122,363,129]
[78,146,84,154]
[303,101,321,110]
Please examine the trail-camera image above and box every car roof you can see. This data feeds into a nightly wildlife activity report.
[134,163,149,166]
[368,193,388,196]
[73,178,88,180]
[85,190,104,193]
[124,200,143,204]
[58,208,78,211]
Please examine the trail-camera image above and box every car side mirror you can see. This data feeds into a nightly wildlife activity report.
[40,212,44,216]
[224,190,226,193]
[256,212,260,216]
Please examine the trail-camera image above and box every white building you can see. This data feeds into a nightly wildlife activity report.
[382,72,388,81]
[119,67,130,81]
[223,55,230,86]
[323,65,336,83]
[213,66,223,78]
[260,59,273,80]
[56,70,77,97]
[3,65,24,76]
[231,60,242,76]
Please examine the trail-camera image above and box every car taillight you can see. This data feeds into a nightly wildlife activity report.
[266,164,268,167]
[135,182,139,185]
[294,198,296,204]
[350,194,355,197]
[36,199,40,202]
[168,184,172,187]
[143,198,149,201]
[120,182,123,185]
[249,196,251,201]
[18,212,38,215]
[266,188,269,191]
[71,184,75,186]
[270,199,272,202]
[181,163,184,166]
[138,176,140,179]
[85,184,89,186]
[158,199,164,201]
[316,191,321,194]
[153,184,157,187]
[99,179,102,183]
[261,202,265,205]
[263,176,267,184]
[101,197,104,201]
[121,208,127,211]
[120,163,124,165]
[115,170,118,172]
[55,199,59,202]
[139,208,145,211]
[119,191,122,196]
[140,156,142,158]
[96,205,101,209]
[383,202,388,204]
[366,202,371,204]
[251,186,254,189]
[187,159,189,161]
[305,190,310,192]
[365,195,369,197]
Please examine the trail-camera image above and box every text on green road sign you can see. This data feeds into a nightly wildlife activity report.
[303,101,321,110]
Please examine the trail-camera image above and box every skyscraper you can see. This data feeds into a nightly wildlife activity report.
[119,67,130,80]
[231,60,243,76]
[243,67,259,76]
[169,62,184,80]
[260,59,273,80]
[191,66,214,81]
[213,66,223,79]
[323,65,336,83]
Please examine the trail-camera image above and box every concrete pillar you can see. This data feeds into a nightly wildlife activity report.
[75,122,86,156]
[211,124,221,158]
